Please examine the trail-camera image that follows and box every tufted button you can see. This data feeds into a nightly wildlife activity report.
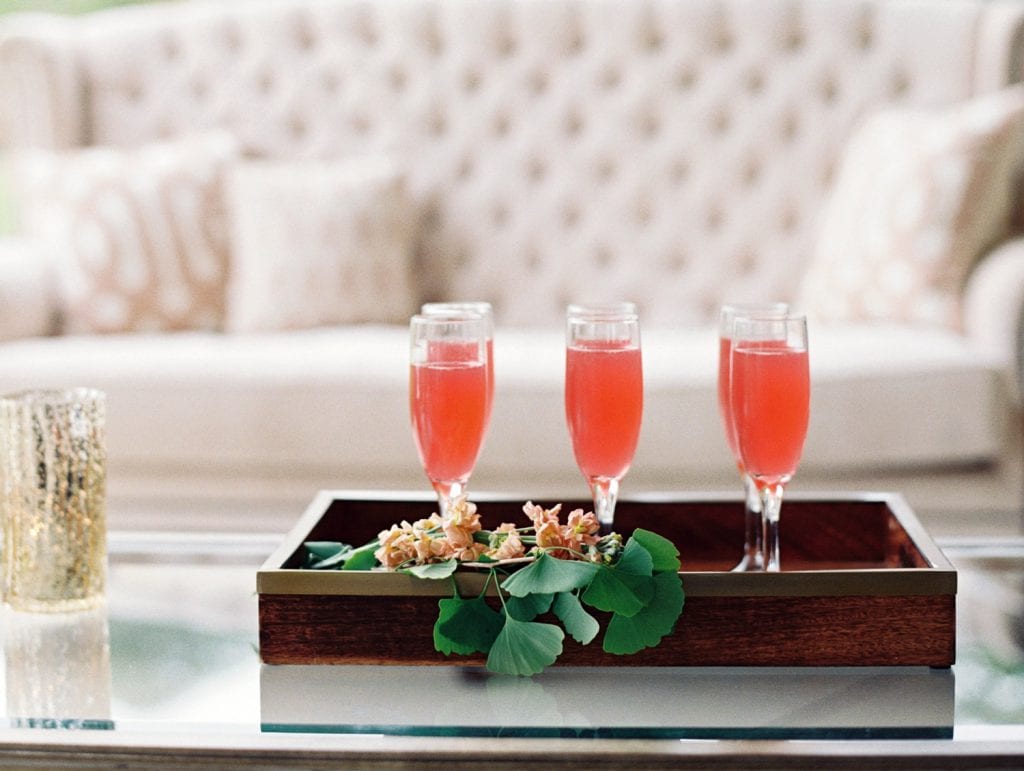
[321,70,342,94]
[122,80,143,103]
[456,156,473,180]
[562,203,580,229]
[355,13,378,46]
[528,69,548,96]
[633,198,652,226]
[891,68,911,98]
[642,27,663,53]
[220,22,242,53]
[525,245,542,271]
[287,114,308,140]
[780,206,799,234]
[665,249,687,272]
[706,203,723,232]
[422,22,443,55]
[741,157,761,187]
[601,66,622,91]
[594,157,616,183]
[675,65,697,91]
[291,13,316,50]
[497,33,517,58]
[162,33,181,61]
[564,110,584,137]
[856,10,874,49]
[565,28,585,56]
[783,23,804,52]
[638,112,660,138]
[463,69,482,94]
[492,202,509,227]
[593,245,613,268]
[427,110,446,137]
[714,25,733,53]
[670,157,689,185]
[351,113,370,135]
[257,69,275,95]
[820,74,839,104]
[746,69,764,95]
[526,157,546,183]
[493,112,511,137]
[390,65,407,92]
[780,111,799,142]
[710,108,730,136]
[736,250,757,275]
[190,77,208,101]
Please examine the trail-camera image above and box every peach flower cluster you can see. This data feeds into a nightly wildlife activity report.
[373,498,604,569]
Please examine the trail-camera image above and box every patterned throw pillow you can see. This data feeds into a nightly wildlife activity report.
[13,132,238,334]
[223,156,417,332]
[799,86,1024,329]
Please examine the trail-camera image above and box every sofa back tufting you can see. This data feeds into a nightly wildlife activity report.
[2,0,1022,325]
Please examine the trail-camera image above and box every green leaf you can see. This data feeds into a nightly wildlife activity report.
[303,541,352,569]
[603,571,685,655]
[434,595,503,656]
[580,539,656,617]
[500,553,598,598]
[342,547,379,571]
[401,560,458,580]
[553,591,599,645]
[486,616,564,676]
[506,592,554,621]
[617,537,655,576]
[629,529,681,573]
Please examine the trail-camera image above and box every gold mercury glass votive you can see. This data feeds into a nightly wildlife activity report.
[0,388,107,612]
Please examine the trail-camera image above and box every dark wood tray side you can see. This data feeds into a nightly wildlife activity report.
[258,491,956,668]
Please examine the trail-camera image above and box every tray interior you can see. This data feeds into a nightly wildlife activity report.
[276,494,935,574]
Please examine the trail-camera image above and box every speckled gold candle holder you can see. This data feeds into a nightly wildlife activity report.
[0,389,107,612]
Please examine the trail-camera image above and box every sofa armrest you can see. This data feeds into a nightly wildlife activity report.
[963,236,1024,401]
[0,236,58,341]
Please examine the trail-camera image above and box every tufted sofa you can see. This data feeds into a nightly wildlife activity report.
[0,0,1023,536]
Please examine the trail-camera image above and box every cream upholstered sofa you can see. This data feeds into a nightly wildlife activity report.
[0,0,1023,536]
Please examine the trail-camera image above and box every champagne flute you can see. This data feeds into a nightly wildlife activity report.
[409,312,489,517]
[718,302,788,571]
[564,303,643,531]
[729,314,810,572]
[421,301,495,434]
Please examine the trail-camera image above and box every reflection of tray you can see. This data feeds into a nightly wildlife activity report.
[257,491,956,667]
[260,665,955,739]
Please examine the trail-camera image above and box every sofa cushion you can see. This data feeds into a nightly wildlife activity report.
[223,156,417,332]
[800,85,1024,329]
[0,324,1005,501]
[11,131,238,334]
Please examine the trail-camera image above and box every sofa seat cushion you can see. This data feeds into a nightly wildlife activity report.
[0,324,1006,497]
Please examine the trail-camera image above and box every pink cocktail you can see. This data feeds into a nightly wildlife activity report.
[565,303,642,530]
[409,313,489,515]
[729,314,810,571]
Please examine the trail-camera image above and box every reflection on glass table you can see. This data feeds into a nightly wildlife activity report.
[0,530,1019,763]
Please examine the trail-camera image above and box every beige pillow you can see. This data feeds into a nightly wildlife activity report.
[223,156,417,332]
[13,132,238,334]
[800,85,1024,329]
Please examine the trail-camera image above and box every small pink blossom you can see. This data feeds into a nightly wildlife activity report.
[488,522,526,561]
[523,501,562,530]
[562,508,600,552]
[443,496,482,550]
[375,522,417,568]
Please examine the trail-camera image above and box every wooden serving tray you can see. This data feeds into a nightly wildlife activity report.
[258,491,956,667]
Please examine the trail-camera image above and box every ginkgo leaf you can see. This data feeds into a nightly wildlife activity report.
[434,595,503,656]
[602,571,685,655]
[500,552,598,597]
[553,591,599,645]
[506,592,554,621]
[486,616,564,676]
[630,529,681,573]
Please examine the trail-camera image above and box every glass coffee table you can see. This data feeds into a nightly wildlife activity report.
[0,528,1020,768]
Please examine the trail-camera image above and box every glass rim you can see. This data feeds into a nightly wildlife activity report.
[566,301,639,321]
[421,301,493,317]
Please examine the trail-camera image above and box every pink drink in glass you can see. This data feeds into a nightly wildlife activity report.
[565,340,643,480]
[410,355,488,486]
[730,341,810,486]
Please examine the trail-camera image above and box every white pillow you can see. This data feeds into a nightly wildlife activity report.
[13,132,238,334]
[800,85,1024,329]
[223,156,417,333]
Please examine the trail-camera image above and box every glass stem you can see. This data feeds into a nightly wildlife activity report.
[760,482,785,572]
[741,472,764,570]
[590,477,619,533]
[433,480,465,518]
